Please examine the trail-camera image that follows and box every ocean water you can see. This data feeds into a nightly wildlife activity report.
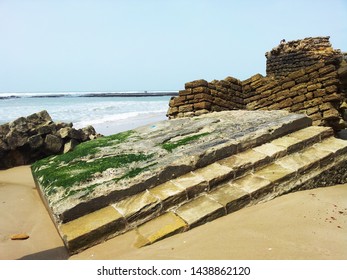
[0,92,175,135]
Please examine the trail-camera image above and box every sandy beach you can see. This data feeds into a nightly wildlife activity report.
[0,165,346,260]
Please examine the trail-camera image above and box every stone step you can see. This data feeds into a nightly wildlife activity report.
[58,125,333,253]
[134,136,347,247]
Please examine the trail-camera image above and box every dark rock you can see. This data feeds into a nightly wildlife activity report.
[44,134,63,153]
[28,135,44,149]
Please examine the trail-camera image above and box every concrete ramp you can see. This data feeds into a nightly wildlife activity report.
[31,111,347,254]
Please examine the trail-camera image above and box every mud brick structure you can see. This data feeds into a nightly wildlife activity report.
[167,36,347,131]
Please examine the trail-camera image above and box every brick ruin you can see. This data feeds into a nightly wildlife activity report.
[167,36,347,131]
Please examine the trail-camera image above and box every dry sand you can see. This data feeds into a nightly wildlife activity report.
[0,165,346,260]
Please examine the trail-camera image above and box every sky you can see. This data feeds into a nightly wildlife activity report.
[0,0,346,93]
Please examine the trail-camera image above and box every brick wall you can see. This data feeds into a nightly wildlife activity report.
[167,36,346,131]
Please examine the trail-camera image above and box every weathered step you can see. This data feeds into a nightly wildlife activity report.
[135,136,347,246]
[58,125,333,253]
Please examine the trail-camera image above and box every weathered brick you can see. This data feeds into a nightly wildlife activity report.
[282,81,296,90]
[192,87,211,94]
[306,106,319,115]
[323,93,341,102]
[292,95,306,104]
[178,89,192,96]
[309,112,322,121]
[179,104,193,113]
[319,102,334,111]
[278,98,293,108]
[290,83,307,92]
[318,64,336,75]
[288,69,306,80]
[322,108,340,120]
[291,103,304,111]
[304,98,323,109]
[194,101,211,110]
[185,79,208,89]
[307,83,322,92]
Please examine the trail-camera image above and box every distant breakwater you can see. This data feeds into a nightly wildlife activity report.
[0,91,179,99]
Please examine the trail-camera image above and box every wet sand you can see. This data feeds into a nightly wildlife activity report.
[0,165,346,260]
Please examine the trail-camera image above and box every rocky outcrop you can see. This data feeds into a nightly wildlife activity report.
[0,110,100,169]
[167,36,347,131]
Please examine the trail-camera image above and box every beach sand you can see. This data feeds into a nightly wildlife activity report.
[0,165,346,260]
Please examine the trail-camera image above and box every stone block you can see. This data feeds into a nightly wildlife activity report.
[292,95,306,104]
[59,206,126,253]
[209,183,250,213]
[171,172,208,199]
[219,149,270,176]
[307,83,322,92]
[253,142,287,158]
[174,195,225,228]
[313,137,347,156]
[291,103,304,111]
[179,104,194,113]
[318,64,336,75]
[323,93,341,102]
[192,87,211,94]
[306,106,319,115]
[194,101,211,110]
[135,212,187,247]
[254,163,296,184]
[112,191,161,224]
[149,181,187,210]
[192,162,234,189]
[322,108,340,120]
[282,81,295,90]
[288,69,306,80]
[178,89,192,96]
[304,98,323,109]
[309,112,322,121]
[185,79,209,89]
[232,174,273,197]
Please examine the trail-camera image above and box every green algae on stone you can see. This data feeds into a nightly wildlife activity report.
[162,132,210,152]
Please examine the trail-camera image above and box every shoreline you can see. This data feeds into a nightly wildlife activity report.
[0,165,346,260]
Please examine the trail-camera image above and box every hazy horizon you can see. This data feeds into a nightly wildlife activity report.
[1,0,346,93]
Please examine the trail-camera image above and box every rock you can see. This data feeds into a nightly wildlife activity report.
[58,127,81,140]
[10,233,29,240]
[44,134,63,153]
[6,130,28,149]
[28,135,44,149]
[63,139,79,153]
[80,126,96,141]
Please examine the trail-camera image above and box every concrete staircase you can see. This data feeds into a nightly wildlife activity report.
[58,123,347,253]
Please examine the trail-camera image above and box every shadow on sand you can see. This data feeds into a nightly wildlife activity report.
[18,246,69,260]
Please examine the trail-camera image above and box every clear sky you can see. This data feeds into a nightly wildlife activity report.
[0,0,346,93]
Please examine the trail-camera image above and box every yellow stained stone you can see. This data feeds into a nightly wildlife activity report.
[135,212,187,247]
[60,206,124,242]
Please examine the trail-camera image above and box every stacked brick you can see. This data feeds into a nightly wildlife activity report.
[167,77,244,119]
[167,36,346,131]
[245,62,342,128]
[266,36,342,78]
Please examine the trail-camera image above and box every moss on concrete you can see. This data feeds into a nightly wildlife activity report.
[162,132,210,152]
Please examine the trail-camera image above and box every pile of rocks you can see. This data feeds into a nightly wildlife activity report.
[0,110,100,169]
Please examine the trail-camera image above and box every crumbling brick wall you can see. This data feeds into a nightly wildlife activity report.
[167,36,346,131]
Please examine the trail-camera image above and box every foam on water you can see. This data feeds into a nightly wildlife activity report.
[0,94,172,134]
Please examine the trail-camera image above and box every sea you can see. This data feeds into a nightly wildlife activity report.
[0,91,177,135]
